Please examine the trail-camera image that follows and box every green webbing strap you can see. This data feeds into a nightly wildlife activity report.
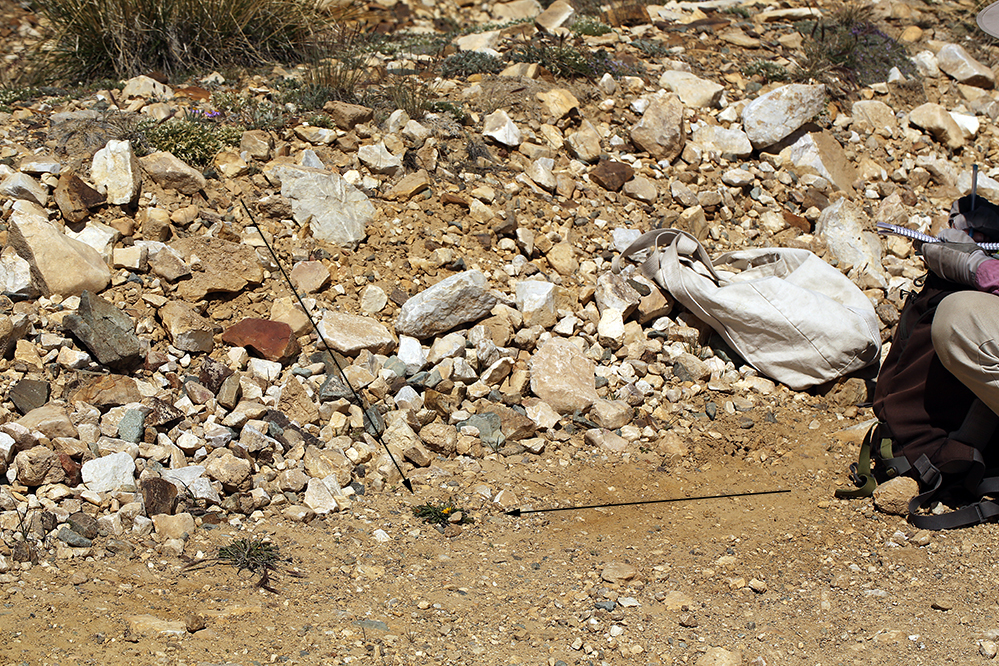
[835,425,881,499]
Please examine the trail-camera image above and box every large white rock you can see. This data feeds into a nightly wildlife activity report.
[0,247,36,299]
[516,280,557,328]
[781,131,856,193]
[529,338,598,414]
[483,109,523,147]
[815,198,887,289]
[396,270,498,339]
[304,475,347,514]
[397,336,427,375]
[909,103,965,150]
[691,125,753,159]
[7,200,110,297]
[0,172,48,206]
[741,83,826,148]
[357,142,403,177]
[319,311,395,354]
[658,71,724,109]
[265,165,375,248]
[936,43,995,89]
[91,140,141,205]
[82,451,136,492]
[630,92,685,162]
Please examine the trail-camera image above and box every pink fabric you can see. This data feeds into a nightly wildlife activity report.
[975,259,999,294]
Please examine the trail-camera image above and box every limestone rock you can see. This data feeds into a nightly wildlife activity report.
[357,142,404,176]
[159,301,218,354]
[909,103,965,150]
[396,270,498,339]
[14,447,65,486]
[0,172,48,206]
[565,120,602,163]
[516,280,557,328]
[265,165,375,248]
[7,200,110,297]
[91,140,141,205]
[139,151,207,195]
[936,43,995,89]
[82,451,136,492]
[815,198,887,289]
[17,403,78,439]
[783,131,857,193]
[483,110,523,147]
[691,125,753,159]
[631,92,685,162]
[530,338,598,414]
[695,647,742,666]
[658,71,724,108]
[535,0,574,33]
[319,311,395,354]
[741,83,825,148]
[204,452,251,491]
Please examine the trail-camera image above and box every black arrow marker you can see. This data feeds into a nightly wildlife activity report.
[505,488,790,517]
[241,201,414,493]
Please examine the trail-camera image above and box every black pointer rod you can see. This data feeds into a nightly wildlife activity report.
[505,488,790,517]
[240,201,414,493]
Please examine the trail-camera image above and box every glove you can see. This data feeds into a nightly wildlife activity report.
[922,241,990,286]
[949,195,999,239]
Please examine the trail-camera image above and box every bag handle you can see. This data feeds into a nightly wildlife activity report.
[612,229,723,284]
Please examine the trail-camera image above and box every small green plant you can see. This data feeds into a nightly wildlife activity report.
[723,5,752,19]
[509,40,596,78]
[412,500,473,526]
[142,118,243,167]
[570,15,612,36]
[185,538,300,592]
[631,39,671,58]
[440,51,504,79]
[742,59,790,83]
[792,5,916,90]
[213,92,287,131]
[372,75,437,120]
[0,86,41,112]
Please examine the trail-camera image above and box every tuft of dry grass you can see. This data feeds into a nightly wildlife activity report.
[28,0,365,83]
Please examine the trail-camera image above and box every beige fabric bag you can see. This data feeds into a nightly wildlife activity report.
[614,229,881,390]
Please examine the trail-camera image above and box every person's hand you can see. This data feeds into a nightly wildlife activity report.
[922,241,990,286]
[949,195,999,238]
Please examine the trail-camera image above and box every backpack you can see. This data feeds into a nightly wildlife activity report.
[837,271,999,529]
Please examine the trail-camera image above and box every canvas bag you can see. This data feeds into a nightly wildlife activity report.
[613,228,881,390]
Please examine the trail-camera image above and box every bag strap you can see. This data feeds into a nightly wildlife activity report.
[907,454,999,529]
[835,423,910,499]
[612,229,722,284]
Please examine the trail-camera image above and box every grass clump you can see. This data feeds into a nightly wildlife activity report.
[29,0,354,82]
[742,59,790,83]
[793,4,915,90]
[185,538,301,593]
[631,39,671,58]
[440,51,504,79]
[570,15,612,36]
[142,117,243,167]
[212,92,287,131]
[413,500,473,526]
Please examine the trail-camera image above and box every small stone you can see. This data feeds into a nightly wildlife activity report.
[483,109,523,147]
[139,151,207,194]
[91,139,141,205]
[141,477,178,516]
[601,561,638,584]
[222,319,300,364]
[159,301,218,354]
[589,160,634,192]
[872,476,919,516]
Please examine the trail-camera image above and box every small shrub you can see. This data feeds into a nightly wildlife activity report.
[723,5,752,19]
[571,15,612,36]
[631,39,671,58]
[509,41,596,78]
[213,92,288,131]
[413,500,473,526]
[440,51,503,79]
[30,0,353,82]
[372,75,437,119]
[742,59,790,83]
[0,87,41,112]
[142,118,243,167]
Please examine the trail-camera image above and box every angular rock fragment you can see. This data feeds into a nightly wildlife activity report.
[170,236,263,300]
[222,319,300,363]
[139,151,207,195]
[530,338,598,414]
[741,83,825,148]
[396,270,498,339]
[91,139,141,205]
[265,165,375,248]
[63,290,142,369]
[630,92,685,162]
[159,301,218,354]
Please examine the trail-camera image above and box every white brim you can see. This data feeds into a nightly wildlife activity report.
[979,1,999,39]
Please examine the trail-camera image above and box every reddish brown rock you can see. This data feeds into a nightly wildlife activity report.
[141,477,178,516]
[222,319,300,363]
[589,160,635,192]
[54,172,105,224]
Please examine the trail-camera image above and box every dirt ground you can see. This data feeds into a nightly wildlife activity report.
[2,399,997,666]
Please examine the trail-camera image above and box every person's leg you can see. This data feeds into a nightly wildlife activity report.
[932,290,999,415]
